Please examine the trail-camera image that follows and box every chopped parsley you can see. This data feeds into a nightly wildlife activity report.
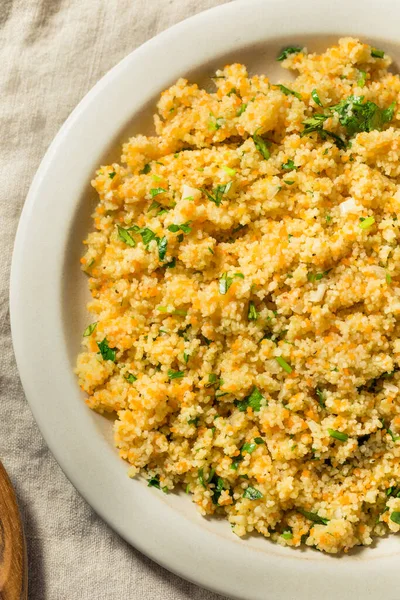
[359,216,375,230]
[282,531,293,540]
[210,475,226,505]
[208,114,224,131]
[139,227,157,246]
[167,222,192,234]
[328,429,348,442]
[357,70,367,87]
[97,338,117,362]
[311,89,323,107]
[275,356,292,373]
[243,486,263,500]
[241,442,257,454]
[284,180,295,185]
[282,159,297,171]
[117,225,136,247]
[167,369,185,380]
[386,273,392,284]
[148,200,161,212]
[248,301,258,321]
[150,187,167,198]
[254,437,264,444]
[140,163,151,174]
[124,373,137,383]
[158,236,168,261]
[235,387,264,412]
[298,509,329,525]
[165,257,176,269]
[391,511,400,525]
[183,351,190,364]
[301,113,346,149]
[388,429,400,442]
[278,84,302,100]
[109,171,116,179]
[148,475,161,489]
[236,103,248,116]
[222,165,236,177]
[332,96,395,136]
[201,182,232,206]
[219,272,233,295]
[277,46,303,61]
[315,387,325,408]
[188,416,199,426]
[371,47,385,58]
[83,322,97,337]
[252,134,270,160]
[307,269,330,282]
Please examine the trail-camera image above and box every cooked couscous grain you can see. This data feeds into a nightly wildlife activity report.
[76,38,400,553]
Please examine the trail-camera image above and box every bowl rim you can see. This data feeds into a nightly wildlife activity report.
[10,0,400,598]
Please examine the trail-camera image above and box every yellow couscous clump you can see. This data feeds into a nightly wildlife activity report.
[76,38,400,553]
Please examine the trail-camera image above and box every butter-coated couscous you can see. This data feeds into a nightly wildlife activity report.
[76,38,400,553]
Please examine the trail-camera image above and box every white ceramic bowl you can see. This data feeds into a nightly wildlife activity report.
[10,1,400,598]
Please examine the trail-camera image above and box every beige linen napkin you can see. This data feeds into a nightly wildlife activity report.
[0,0,231,597]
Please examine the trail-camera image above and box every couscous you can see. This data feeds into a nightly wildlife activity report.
[76,38,400,553]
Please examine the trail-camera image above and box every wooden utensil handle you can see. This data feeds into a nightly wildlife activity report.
[0,462,28,599]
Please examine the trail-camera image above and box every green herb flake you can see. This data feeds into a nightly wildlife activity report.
[188,416,199,426]
[311,89,323,107]
[241,442,257,454]
[236,103,248,116]
[124,373,137,383]
[243,486,263,500]
[198,468,206,488]
[332,95,395,136]
[168,369,185,380]
[248,301,258,321]
[83,322,97,337]
[140,163,151,175]
[254,437,264,445]
[158,236,168,261]
[328,428,348,442]
[201,182,232,207]
[219,272,233,295]
[357,70,367,87]
[277,46,303,61]
[390,511,400,525]
[359,216,375,230]
[148,475,161,489]
[275,356,292,373]
[139,227,157,246]
[282,531,293,540]
[386,273,392,284]
[165,258,176,269]
[371,47,385,59]
[388,429,400,442]
[315,387,325,408]
[222,165,236,177]
[117,225,136,247]
[252,134,271,160]
[150,187,167,198]
[278,84,302,100]
[109,171,116,179]
[282,159,297,171]
[183,351,190,364]
[326,215,332,223]
[97,338,117,362]
[148,200,161,213]
[208,114,224,131]
[284,180,295,185]
[298,509,329,525]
